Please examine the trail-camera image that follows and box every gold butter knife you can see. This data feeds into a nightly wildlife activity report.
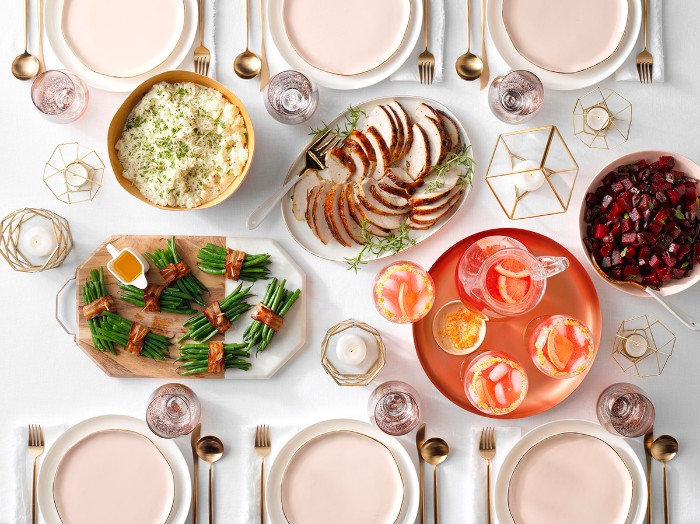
[644,429,653,524]
[191,423,202,524]
[416,423,426,524]
[478,0,489,90]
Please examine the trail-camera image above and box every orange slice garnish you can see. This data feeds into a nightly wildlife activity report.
[497,275,530,304]
[547,329,575,371]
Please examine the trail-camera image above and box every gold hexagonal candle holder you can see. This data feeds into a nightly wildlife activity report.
[321,319,386,386]
[612,314,676,378]
[0,208,73,272]
[573,87,632,150]
[44,142,104,204]
[485,126,579,220]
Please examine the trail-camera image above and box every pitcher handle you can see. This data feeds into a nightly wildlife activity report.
[537,256,569,278]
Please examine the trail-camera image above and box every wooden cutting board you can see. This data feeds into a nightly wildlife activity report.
[75,235,227,378]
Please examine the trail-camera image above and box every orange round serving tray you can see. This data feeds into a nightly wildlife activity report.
[413,228,602,419]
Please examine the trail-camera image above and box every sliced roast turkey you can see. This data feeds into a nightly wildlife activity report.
[438,110,462,153]
[379,176,412,198]
[388,101,412,160]
[409,168,460,207]
[368,181,409,210]
[417,116,448,166]
[396,123,430,181]
[306,183,327,239]
[323,184,354,247]
[325,147,356,183]
[310,184,336,244]
[410,189,463,224]
[365,126,392,179]
[339,184,366,245]
[347,185,390,237]
[343,140,370,181]
[355,179,407,216]
[364,106,398,162]
[355,197,406,231]
[383,104,404,162]
[292,170,321,221]
[410,185,463,215]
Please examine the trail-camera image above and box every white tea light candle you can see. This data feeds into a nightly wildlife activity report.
[23,226,57,257]
[512,160,545,193]
[585,106,611,132]
[624,333,648,358]
[65,162,90,188]
[336,334,367,365]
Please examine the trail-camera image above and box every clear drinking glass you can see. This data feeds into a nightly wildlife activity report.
[488,70,544,124]
[31,70,89,123]
[264,70,318,124]
[597,383,655,438]
[368,381,422,436]
[146,383,202,438]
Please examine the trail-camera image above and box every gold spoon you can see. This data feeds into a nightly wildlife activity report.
[421,437,450,524]
[588,256,700,331]
[651,435,679,524]
[455,0,482,81]
[11,0,40,80]
[196,436,225,524]
[233,0,261,79]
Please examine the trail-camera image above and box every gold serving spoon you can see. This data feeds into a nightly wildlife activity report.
[421,438,450,524]
[651,435,679,524]
[196,436,225,524]
[11,0,40,80]
[233,0,261,79]
[589,256,700,331]
[455,0,482,81]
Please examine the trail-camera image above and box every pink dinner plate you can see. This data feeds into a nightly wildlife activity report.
[413,228,602,419]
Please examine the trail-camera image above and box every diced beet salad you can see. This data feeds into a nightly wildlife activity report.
[583,155,700,289]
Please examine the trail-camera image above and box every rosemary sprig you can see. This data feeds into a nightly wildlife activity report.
[345,221,416,273]
[309,104,367,141]
[425,145,476,193]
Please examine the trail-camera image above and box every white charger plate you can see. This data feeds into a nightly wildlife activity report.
[266,419,419,524]
[495,419,647,524]
[268,0,422,89]
[45,0,197,92]
[38,415,191,524]
[280,96,474,263]
[223,238,307,379]
[489,0,641,90]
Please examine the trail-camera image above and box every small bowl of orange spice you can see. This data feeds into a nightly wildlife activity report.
[432,301,486,355]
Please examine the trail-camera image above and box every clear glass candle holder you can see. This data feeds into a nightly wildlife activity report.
[146,383,201,438]
[31,70,89,123]
[264,70,318,124]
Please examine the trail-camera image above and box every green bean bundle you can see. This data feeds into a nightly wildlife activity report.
[96,312,172,360]
[196,243,271,282]
[243,278,301,353]
[81,267,115,354]
[178,283,254,343]
[117,283,197,314]
[144,236,208,306]
[176,343,252,375]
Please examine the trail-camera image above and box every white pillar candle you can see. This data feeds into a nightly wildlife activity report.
[585,106,611,132]
[23,226,57,257]
[336,334,367,365]
[65,162,90,188]
[512,160,545,193]
[624,333,648,358]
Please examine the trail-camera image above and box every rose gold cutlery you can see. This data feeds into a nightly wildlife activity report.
[255,425,271,524]
[28,424,45,524]
[11,0,40,80]
[636,0,654,83]
[194,0,211,76]
[420,437,450,524]
[416,423,426,524]
[191,423,201,524]
[479,427,496,524]
[417,0,435,84]
[196,435,224,524]
[258,0,270,90]
[651,435,679,524]
[478,0,489,90]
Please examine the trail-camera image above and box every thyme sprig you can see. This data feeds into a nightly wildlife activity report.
[310,104,367,141]
[345,221,416,273]
[425,145,476,193]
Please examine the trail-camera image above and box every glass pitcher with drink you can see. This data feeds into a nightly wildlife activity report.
[456,236,569,320]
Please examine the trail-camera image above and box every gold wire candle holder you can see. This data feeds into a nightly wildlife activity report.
[44,142,104,204]
[0,208,73,272]
[573,87,632,150]
[321,319,386,386]
[611,314,676,378]
[485,126,579,220]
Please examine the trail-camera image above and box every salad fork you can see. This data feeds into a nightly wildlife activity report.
[255,425,271,524]
[194,0,211,76]
[636,0,653,83]
[479,427,496,524]
[246,128,342,229]
[28,424,45,524]
[417,0,435,84]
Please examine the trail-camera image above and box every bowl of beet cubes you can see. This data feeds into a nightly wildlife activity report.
[580,151,700,296]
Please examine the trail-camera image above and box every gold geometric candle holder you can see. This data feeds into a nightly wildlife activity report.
[612,314,676,378]
[573,87,632,150]
[44,142,104,204]
[485,126,579,220]
[321,319,386,386]
[0,208,73,272]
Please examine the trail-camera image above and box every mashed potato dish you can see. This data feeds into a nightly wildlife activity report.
[116,81,249,208]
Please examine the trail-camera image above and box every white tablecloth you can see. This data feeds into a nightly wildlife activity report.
[0,0,696,523]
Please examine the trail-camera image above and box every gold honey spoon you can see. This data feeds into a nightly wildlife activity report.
[455,0,482,81]
[651,435,678,524]
[196,435,225,524]
[421,437,450,524]
[11,0,40,81]
[233,0,261,79]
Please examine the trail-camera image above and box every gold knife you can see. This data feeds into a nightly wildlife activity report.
[191,423,202,524]
[259,0,270,91]
[644,429,654,524]
[416,423,426,524]
[479,0,489,90]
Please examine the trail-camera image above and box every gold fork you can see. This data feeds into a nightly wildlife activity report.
[28,424,45,524]
[255,425,271,524]
[418,0,435,84]
[636,0,653,83]
[194,0,211,76]
[479,427,496,524]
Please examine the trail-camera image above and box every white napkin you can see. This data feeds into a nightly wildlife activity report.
[9,424,66,524]
[464,427,521,524]
[235,425,300,524]
[615,0,664,82]
[390,0,445,82]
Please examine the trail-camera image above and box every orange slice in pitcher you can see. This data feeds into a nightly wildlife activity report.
[498,275,530,304]
[494,258,530,278]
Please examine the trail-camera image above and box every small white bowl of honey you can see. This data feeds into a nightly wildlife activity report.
[106,243,150,289]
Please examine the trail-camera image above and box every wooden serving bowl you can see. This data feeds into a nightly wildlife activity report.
[107,70,255,211]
